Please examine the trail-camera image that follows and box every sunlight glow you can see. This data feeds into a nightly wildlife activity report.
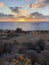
[18,19,25,22]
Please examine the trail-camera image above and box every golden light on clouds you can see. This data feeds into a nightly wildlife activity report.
[19,9,29,16]
[0,2,4,8]
[0,18,49,22]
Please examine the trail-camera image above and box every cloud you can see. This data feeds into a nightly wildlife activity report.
[30,12,43,17]
[30,12,42,16]
[19,9,29,16]
[0,12,49,22]
[25,0,30,2]
[0,2,4,8]
[17,15,26,18]
[10,6,22,13]
[0,12,48,19]
[28,0,49,9]
[29,12,49,19]
[10,6,29,17]
[0,13,14,18]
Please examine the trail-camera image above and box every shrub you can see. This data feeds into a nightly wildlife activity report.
[35,46,41,53]
[18,46,28,54]
[14,40,19,45]
[44,45,49,50]
[0,41,4,55]
[41,50,49,65]
[25,50,38,65]
[38,50,49,65]
[0,58,5,65]
[40,30,45,33]
[0,29,2,32]
[37,54,45,65]
[23,42,34,50]
[16,28,23,33]
[37,39,45,51]
[4,43,12,53]
[6,30,11,33]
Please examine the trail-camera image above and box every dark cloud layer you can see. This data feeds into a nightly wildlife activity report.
[29,12,49,19]
[0,13,14,18]
[30,12,43,16]
[0,12,49,20]
[17,15,26,18]
[10,6,22,13]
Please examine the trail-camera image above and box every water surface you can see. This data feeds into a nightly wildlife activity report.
[0,22,49,31]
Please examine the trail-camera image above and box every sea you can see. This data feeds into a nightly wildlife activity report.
[0,22,49,31]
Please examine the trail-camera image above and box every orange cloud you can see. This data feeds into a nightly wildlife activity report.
[28,0,49,9]
[0,12,49,22]
[0,2,4,8]
[19,9,29,16]
[28,2,45,9]
[0,18,49,22]
[10,6,29,17]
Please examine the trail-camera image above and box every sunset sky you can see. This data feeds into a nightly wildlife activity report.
[0,0,49,22]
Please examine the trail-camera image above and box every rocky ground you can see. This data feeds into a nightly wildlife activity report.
[0,28,49,65]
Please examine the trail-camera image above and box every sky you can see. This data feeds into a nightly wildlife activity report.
[0,0,49,22]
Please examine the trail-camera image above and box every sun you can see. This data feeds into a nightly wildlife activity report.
[18,18,25,22]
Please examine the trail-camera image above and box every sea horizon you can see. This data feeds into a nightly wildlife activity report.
[0,22,49,31]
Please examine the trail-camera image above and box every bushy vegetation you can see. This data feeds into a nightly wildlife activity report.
[4,43,12,53]
[0,29,49,65]
[23,42,34,50]
[0,41,4,55]
[37,39,45,51]
[15,28,23,33]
